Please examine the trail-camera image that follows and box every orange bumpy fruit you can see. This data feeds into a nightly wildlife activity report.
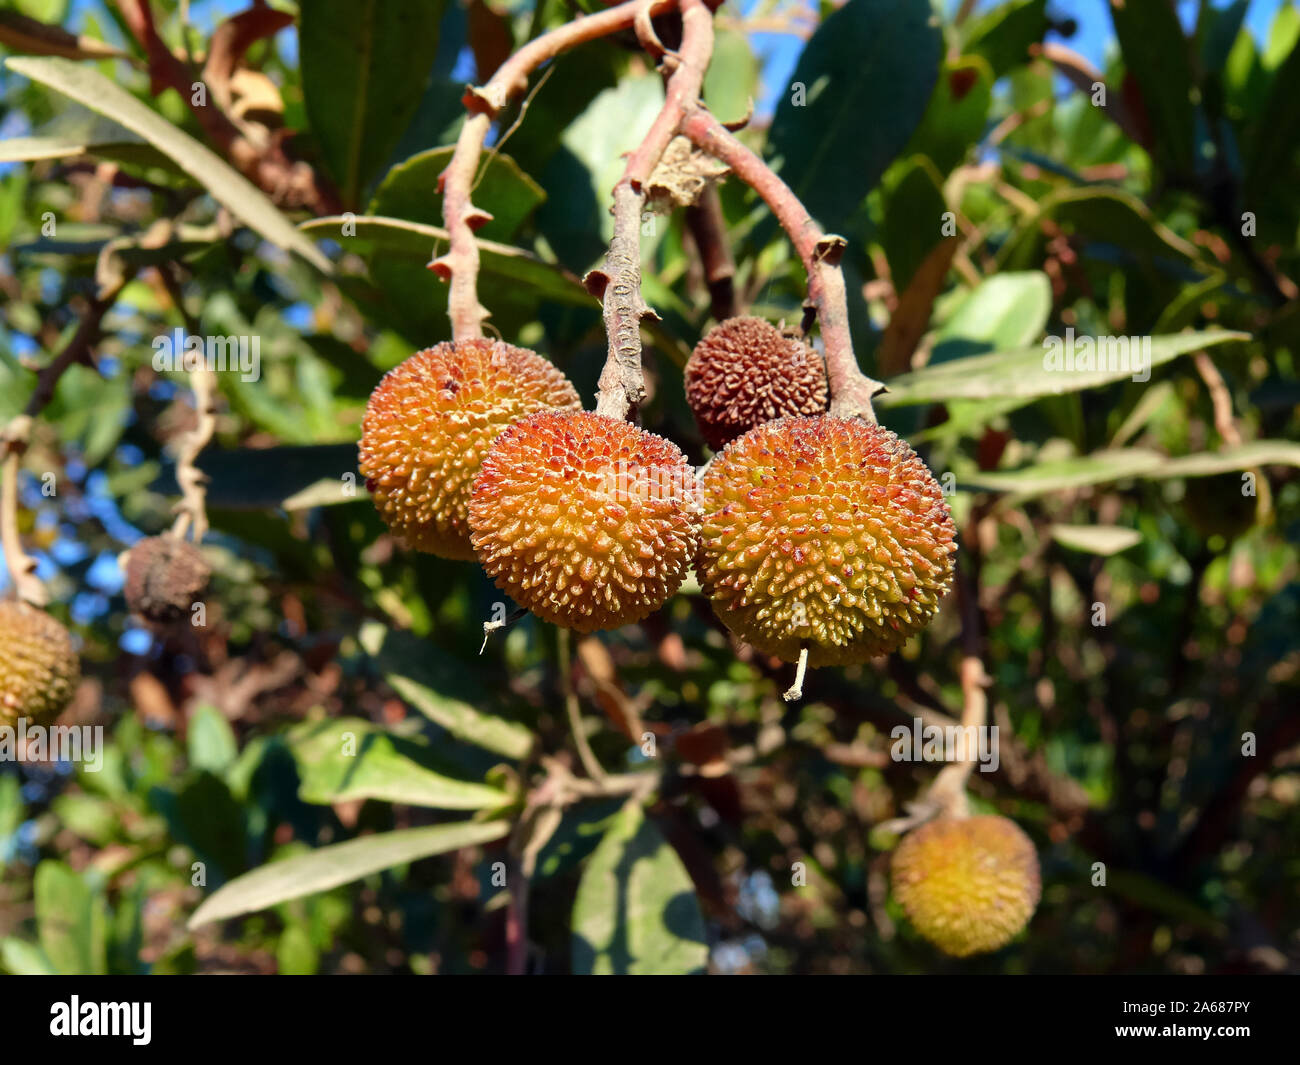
[124,535,210,625]
[0,601,80,727]
[697,415,956,665]
[685,317,828,450]
[359,339,581,559]
[469,410,700,633]
[891,815,1041,957]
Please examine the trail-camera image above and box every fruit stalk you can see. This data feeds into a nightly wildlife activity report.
[588,0,717,420]
[170,362,217,544]
[436,0,681,341]
[678,107,885,422]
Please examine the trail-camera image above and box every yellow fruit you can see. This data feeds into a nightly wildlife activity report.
[124,536,210,625]
[696,415,956,665]
[469,410,700,632]
[685,317,827,451]
[0,601,80,727]
[359,339,581,559]
[891,815,1040,957]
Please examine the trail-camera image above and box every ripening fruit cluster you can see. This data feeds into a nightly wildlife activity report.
[359,321,956,668]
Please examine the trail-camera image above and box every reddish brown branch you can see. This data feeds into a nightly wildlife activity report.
[685,179,737,321]
[678,108,884,421]
[435,0,680,340]
[587,0,716,419]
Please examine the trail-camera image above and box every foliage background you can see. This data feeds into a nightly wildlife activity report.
[0,0,1297,974]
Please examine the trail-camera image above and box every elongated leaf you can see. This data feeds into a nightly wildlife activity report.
[5,56,331,273]
[153,444,362,509]
[187,820,510,928]
[300,0,444,207]
[961,440,1300,498]
[36,861,107,975]
[289,718,512,810]
[960,0,1048,78]
[571,802,708,975]
[1110,0,1196,177]
[359,622,534,760]
[904,55,993,175]
[930,271,1051,364]
[299,216,590,306]
[879,330,1246,407]
[1050,524,1142,555]
[1,938,58,976]
[0,106,172,169]
[767,0,941,233]
[369,147,544,242]
[999,186,1201,274]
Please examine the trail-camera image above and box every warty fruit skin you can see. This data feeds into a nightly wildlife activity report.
[469,410,701,633]
[890,814,1041,957]
[685,317,828,451]
[359,339,581,560]
[696,415,956,666]
[124,535,211,625]
[0,601,80,728]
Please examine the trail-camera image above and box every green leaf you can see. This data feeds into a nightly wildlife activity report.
[1,938,58,975]
[959,440,1300,498]
[0,771,22,875]
[35,861,108,974]
[881,156,947,292]
[879,330,1245,407]
[903,55,993,175]
[277,924,318,975]
[188,704,238,775]
[703,28,759,125]
[187,820,510,928]
[1244,33,1300,200]
[358,623,534,759]
[571,801,708,975]
[368,146,544,242]
[288,718,513,810]
[1050,524,1143,555]
[158,443,362,509]
[300,0,444,207]
[0,105,172,170]
[767,0,941,233]
[300,215,590,307]
[999,186,1201,274]
[4,57,331,273]
[959,0,1048,78]
[930,271,1051,364]
[1109,0,1197,176]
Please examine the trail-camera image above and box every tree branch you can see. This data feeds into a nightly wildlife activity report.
[587,0,716,419]
[435,0,681,340]
[678,106,884,421]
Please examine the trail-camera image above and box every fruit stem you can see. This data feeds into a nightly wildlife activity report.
[677,106,885,422]
[589,0,718,420]
[782,646,809,702]
[435,0,682,342]
[558,626,607,783]
[160,265,217,544]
